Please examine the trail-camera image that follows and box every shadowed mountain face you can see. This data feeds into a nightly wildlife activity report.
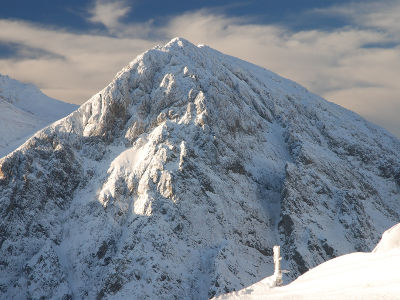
[0,38,399,299]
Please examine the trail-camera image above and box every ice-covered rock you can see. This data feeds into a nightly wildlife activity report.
[0,38,399,299]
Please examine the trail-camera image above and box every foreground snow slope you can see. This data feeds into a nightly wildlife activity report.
[0,74,77,157]
[0,38,399,299]
[220,223,400,300]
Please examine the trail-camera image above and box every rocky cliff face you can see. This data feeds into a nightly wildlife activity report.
[0,38,399,299]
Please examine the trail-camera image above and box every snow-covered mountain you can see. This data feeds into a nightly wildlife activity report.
[220,223,400,299]
[0,38,399,299]
[0,74,78,157]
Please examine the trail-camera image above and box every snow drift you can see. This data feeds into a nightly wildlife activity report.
[220,223,400,300]
[0,38,399,299]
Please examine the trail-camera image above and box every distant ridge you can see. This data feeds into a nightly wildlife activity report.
[0,74,78,157]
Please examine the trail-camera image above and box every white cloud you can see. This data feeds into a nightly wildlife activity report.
[314,1,400,36]
[0,19,157,103]
[88,0,131,32]
[0,2,399,137]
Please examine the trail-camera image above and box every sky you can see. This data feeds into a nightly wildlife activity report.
[0,0,399,138]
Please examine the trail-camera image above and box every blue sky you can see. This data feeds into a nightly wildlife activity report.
[0,1,352,31]
[0,0,399,137]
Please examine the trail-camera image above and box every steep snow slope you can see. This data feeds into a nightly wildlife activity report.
[219,223,400,300]
[0,74,77,157]
[0,38,399,299]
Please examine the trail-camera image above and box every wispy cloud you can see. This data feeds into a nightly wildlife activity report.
[0,41,65,60]
[314,1,400,36]
[88,0,131,33]
[0,19,156,102]
[0,2,399,137]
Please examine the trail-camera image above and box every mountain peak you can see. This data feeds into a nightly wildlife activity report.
[0,73,77,121]
[0,40,399,299]
[166,37,194,48]
[0,73,41,103]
